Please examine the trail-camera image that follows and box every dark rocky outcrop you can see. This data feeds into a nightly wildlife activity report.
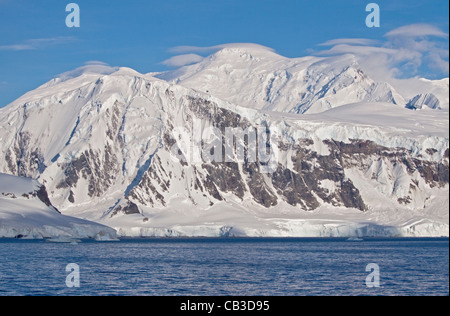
[110,200,141,217]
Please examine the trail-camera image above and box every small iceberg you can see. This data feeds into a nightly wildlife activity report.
[46,236,82,244]
[346,237,364,242]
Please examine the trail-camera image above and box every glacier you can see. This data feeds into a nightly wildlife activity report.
[0,173,118,240]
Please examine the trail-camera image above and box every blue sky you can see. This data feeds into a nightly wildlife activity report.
[0,0,448,107]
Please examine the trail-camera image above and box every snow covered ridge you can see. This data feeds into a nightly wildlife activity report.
[0,173,118,240]
[157,47,449,113]
[0,47,448,237]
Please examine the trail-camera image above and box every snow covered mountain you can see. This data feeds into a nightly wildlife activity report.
[0,48,448,237]
[158,45,450,114]
[157,46,408,114]
[407,93,442,110]
[0,173,117,239]
[398,78,449,111]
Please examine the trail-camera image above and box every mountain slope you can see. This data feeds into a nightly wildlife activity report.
[0,64,448,237]
[157,46,406,114]
[393,77,449,111]
[0,173,118,239]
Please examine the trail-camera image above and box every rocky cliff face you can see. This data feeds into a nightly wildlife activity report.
[406,93,441,110]
[120,95,448,217]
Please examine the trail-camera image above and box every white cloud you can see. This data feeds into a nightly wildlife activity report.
[317,44,397,56]
[0,37,76,51]
[385,24,449,38]
[56,62,119,81]
[169,43,275,55]
[0,44,34,51]
[318,38,380,47]
[162,54,204,67]
[426,52,450,74]
[83,61,109,66]
[314,24,449,81]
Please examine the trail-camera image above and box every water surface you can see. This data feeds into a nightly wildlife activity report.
[0,238,448,296]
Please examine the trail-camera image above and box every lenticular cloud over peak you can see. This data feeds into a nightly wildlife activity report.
[162,54,205,68]
[169,43,276,55]
[55,62,119,81]
[385,23,449,38]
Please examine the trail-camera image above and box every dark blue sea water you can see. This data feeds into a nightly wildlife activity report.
[0,238,448,296]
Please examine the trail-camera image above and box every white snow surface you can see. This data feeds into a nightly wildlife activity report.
[105,196,449,238]
[0,173,118,240]
[157,47,449,114]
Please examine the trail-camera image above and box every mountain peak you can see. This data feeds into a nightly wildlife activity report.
[157,48,404,113]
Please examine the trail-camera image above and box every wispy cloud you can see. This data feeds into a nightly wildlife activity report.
[0,36,77,51]
[56,61,119,81]
[162,54,204,68]
[315,24,449,80]
[169,43,275,55]
[385,23,449,38]
[318,38,380,47]
[317,44,397,56]
[0,43,35,51]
